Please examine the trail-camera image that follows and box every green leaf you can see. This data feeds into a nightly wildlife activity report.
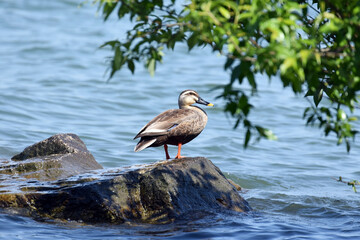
[313,88,323,107]
[337,109,347,121]
[298,49,311,66]
[113,46,122,70]
[303,107,311,118]
[304,89,313,97]
[147,58,156,76]
[187,33,199,51]
[103,2,117,21]
[255,126,277,140]
[306,115,314,125]
[226,101,238,116]
[247,72,256,90]
[231,64,241,84]
[219,7,231,19]
[234,117,241,129]
[324,125,332,136]
[345,138,350,152]
[118,2,130,18]
[127,60,135,74]
[224,58,234,70]
[314,53,321,64]
[99,40,120,49]
[319,19,344,33]
[238,94,250,116]
[265,129,277,140]
[348,117,358,121]
[244,128,251,148]
[337,136,343,145]
[280,57,297,75]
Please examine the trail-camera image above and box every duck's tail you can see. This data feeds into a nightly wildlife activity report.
[134,138,156,152]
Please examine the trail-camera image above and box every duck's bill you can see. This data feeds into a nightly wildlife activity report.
[196,97,214,107]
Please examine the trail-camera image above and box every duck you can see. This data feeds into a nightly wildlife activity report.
[134,89,213,159]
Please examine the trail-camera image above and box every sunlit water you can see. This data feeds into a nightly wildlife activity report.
[1,1,360,239]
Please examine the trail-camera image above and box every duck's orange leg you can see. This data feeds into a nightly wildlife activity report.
[164,144,171,160]
[175,143,185,159]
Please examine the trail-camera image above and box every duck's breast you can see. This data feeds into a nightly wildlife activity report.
[166,108,208,145]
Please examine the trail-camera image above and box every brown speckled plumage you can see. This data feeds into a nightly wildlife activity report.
[134,90,213,159]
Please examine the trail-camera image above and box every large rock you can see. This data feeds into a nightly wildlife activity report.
[0,133,102,181]
[0,134,251,224]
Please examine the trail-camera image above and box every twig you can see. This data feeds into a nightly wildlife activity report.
[333,176,359,193]
[165,22,188,28]
[308,4,320,14]
[206,11,221,26]
[249,38,260,48]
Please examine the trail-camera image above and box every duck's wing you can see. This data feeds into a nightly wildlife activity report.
[134,109,188,139]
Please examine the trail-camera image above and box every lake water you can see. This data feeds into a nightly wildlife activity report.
[1,1,360,239]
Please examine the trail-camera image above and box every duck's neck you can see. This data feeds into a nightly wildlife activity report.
[179,104,195,110]
[180,105,207,115]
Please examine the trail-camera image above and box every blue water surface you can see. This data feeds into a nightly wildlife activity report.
[0,1,360,239]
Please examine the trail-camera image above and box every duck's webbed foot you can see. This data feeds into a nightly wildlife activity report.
[174,143,185,159]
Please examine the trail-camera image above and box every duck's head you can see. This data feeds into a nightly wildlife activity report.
[178,89,214,109]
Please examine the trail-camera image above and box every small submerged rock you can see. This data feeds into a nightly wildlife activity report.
[0,134,251,224]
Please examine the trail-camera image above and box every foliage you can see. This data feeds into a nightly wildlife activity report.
[96,0,360,151]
